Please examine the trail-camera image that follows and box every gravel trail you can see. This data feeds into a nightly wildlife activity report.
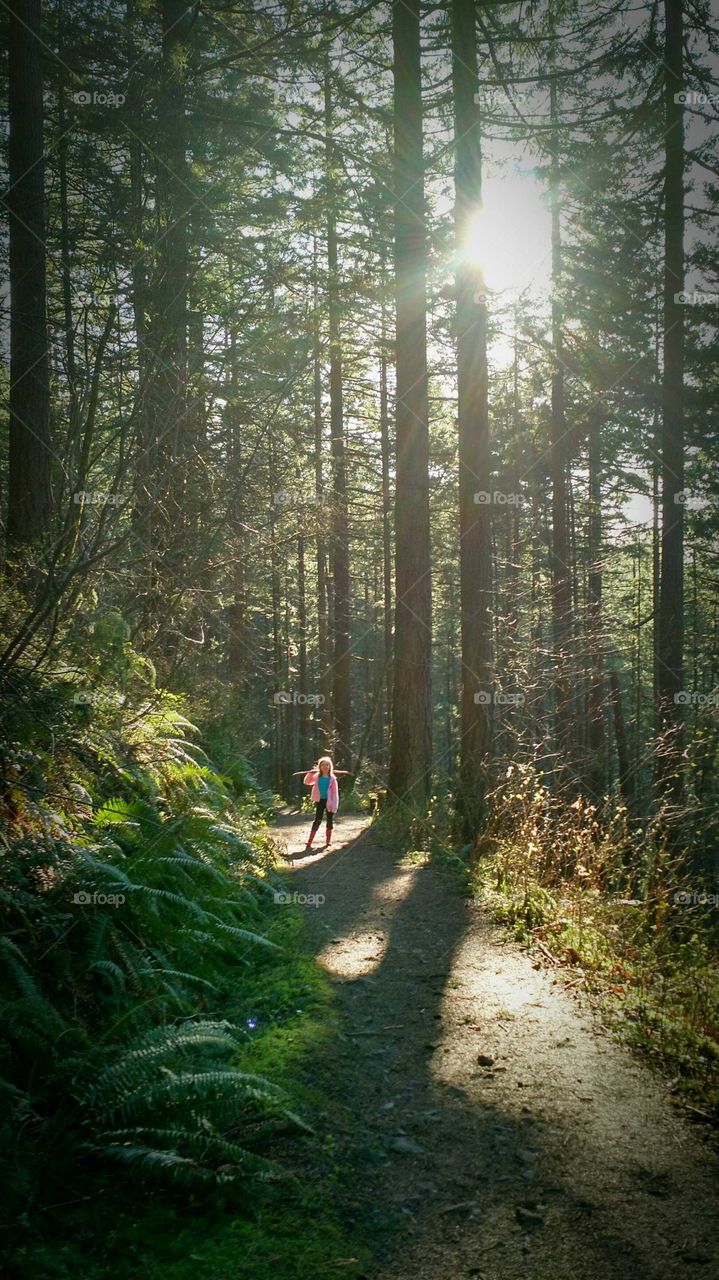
[272,811,719,1280]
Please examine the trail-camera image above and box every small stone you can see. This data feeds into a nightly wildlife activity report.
[477,1053,495,1067]
[389,1136,425,1155]
[515,1205,544,1228]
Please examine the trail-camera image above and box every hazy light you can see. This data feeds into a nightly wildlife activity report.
[460,171,551,297]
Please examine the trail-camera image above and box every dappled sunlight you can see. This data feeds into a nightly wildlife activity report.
[427,926,552,1090]
[315,864,421,978]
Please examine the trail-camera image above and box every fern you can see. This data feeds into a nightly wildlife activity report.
[0,674,309,1250]
[91,1126,282,1182]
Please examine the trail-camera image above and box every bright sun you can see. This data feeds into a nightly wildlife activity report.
[460,172,551,296]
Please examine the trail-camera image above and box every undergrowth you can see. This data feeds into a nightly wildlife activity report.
[470,762,719,1119]
[0,653,369,1279]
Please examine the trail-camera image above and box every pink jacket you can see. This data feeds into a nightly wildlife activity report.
[303,769,339,813]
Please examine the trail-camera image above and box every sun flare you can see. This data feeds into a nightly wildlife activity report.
[459,174,551,296]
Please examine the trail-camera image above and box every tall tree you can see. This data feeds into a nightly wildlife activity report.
[548,72,573,778]
[387,0,433,812]
[452,0,493,836]
[656,0,686,800]
[324,69,352,764]
[6,0,51,544]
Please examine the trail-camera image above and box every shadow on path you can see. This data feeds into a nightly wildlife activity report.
[272,813,719,1280]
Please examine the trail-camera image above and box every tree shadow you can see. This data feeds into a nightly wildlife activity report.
[285,825,716,1280]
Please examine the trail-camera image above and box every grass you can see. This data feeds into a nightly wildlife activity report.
[11,893,372,1280]
[469,766,719,1121]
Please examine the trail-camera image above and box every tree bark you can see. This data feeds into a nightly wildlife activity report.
[609,668,632,807]
[549,74,573,778]
[656,0,685,801]
[297,530,309,795]
[387,0,433,812]
[313,235,331,752]
[452,0,493,837]
[145,0,192,579]
[7,0,52,543]
[324,71,352,764]
[379,265,394,756]
[587,409,605,797]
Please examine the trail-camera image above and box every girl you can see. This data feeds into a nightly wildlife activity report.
[301,757,351,852]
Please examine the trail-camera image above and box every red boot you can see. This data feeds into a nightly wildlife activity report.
[325,827,333,848]
[304,821,320,853]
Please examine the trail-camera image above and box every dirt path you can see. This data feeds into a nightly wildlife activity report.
[272,811,719,1280]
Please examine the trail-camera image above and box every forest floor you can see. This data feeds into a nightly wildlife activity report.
[272,809,719,1280]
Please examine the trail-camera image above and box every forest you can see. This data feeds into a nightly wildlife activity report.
[2,0,719,1277]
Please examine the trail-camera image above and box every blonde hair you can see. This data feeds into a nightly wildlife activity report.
[316,756,334,774]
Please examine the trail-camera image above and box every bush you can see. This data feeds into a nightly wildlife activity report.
[470,763,719,1116]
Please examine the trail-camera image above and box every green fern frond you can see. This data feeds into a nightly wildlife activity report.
[0,937,64,1027]
[85,1022,246,1106]
[208,918,280,950]
[95,1126,281,1177]
[88,959,127,989]
[110,1069,285,1125]
[137,968,220,993]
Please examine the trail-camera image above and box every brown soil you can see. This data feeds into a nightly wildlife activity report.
[272,810,719,1280]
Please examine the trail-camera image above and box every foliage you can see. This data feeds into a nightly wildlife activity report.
[471,764,719,1117]
[0,664,335,1275]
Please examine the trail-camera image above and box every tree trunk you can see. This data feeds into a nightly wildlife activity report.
[146,0,192,581]
[452,0,493,837]
[609,669,632,807]
[587,409,605,797]
[324,71,352,765]
[126,0,151,540]
[7,0,51,543]
[297,531,309,796]
[56,0,80,513]
[549,75,572,778]
[313,236,331,752]
[227,328,246,684]
[379,267,394,757]
[387,0,433,812]
[656,0,685,801]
